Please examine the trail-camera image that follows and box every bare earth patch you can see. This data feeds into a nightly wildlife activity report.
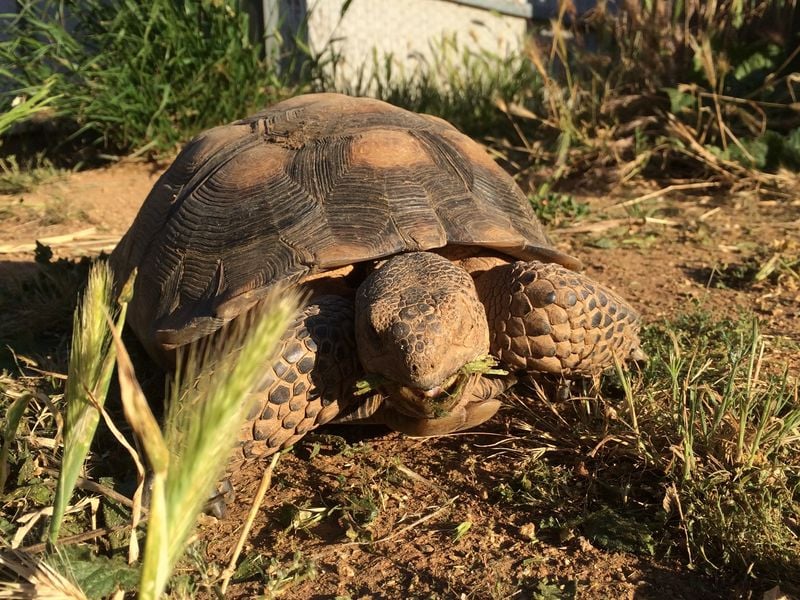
[1,164,798,598]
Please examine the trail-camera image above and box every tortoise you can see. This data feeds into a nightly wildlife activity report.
[110,93,644,461]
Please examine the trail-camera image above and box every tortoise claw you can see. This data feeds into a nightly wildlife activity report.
[204,477,235,518]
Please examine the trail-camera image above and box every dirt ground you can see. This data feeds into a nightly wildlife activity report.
[1,161,798,598]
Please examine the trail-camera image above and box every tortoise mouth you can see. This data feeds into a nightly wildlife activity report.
[385,371,471,420]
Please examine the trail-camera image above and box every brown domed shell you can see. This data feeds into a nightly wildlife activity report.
[110,93,579,357]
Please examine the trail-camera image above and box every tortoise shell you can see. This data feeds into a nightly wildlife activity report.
[110,93,578,357]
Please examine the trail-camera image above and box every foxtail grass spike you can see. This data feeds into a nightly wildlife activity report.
[48,264,135,545]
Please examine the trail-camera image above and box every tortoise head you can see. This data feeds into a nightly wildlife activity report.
[354,251,493,426]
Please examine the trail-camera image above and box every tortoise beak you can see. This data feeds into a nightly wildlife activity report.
[422,385,445,398]
[388,371,466,419]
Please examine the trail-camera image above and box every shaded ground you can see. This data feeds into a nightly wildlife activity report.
[1,163,798,598]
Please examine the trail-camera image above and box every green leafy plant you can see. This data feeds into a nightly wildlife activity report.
[529,185,590,227]
[0,0,304,156]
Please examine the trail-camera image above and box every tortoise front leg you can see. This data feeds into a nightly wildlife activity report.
[234,295,361,461]
[476,261,645,376]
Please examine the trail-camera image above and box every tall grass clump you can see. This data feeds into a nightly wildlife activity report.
[516,0,800,182]
[48,262,133,544]
[333,36,544,141]
[600,0,800,172]
[642,315,800,584]
[506,311,799,590]
[0,0,302,156]
[43,264,299,596]
[0,78,59,137]
[114,291,300,598]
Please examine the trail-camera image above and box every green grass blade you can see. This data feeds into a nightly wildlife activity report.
[109,299,170,598]
[121,289,300,599]
[162,291,300,572]
[0,78,60,136]
[0,393,31,492]
[48,262,133,545]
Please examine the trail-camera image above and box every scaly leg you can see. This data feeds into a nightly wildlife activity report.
[476,261,645,376]
[234,295,361,462]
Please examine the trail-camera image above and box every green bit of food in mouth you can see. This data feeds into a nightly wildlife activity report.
[353,354,507,398]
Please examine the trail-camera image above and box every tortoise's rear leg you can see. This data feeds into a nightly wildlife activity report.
[234,295,360,462]
[476,261,645,376]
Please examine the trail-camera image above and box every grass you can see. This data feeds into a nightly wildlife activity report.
[528,185,591,227]
[706,240,800,290]
[334,35,543,142]
[3,0,798,190]
[499,311,800,589]
[48,262,129,545]
[644,315,800,578]
[1,260,301,597]
[0,154,66,195]
[1,265,797,594]
[0,0,313,158]
[313,1,800,188]
[0,248,94,359]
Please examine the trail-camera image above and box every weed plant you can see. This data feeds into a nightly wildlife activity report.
[522,0,800,180]
[505,312,800,590]
[2,0,798,185]
[0,0,308,156]
[1,257,300,596]
[333,36,543,141]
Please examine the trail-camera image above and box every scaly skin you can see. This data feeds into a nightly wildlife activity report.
[475,260,644,376]
[234,296,360,462]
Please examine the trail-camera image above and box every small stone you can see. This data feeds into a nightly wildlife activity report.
[519,523,537,541]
